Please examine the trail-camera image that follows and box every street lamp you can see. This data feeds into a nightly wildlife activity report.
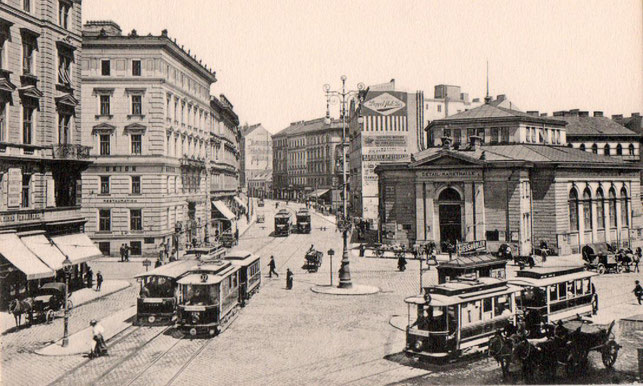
[324,76,365,289]
[61,256,72,347]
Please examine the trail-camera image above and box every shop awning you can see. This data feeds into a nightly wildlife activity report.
[212,200,235,221]
[21,234,67,271]
[311,189,330,198]
[233,196,247,210]
[0,232,55,279]
[51,233,102,264]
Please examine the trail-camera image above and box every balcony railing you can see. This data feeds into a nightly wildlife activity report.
[51,144,91,160]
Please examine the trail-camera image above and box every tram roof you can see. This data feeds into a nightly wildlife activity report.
[224,249,260,266]
[509,268,596,287]
[178,262,240,285]
[134,259,198,279]
[438,254,507,269]
[406,281,521,306]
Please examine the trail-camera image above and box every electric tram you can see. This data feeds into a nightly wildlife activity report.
[134,259,197,325]
[184,244,226,260]
[404,277,521,359]
[224,249,261,303]
[509,266,598,336]
[176,260,241,337]
[274,209,292,236]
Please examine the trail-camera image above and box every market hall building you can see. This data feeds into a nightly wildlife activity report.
[375,103,643,256]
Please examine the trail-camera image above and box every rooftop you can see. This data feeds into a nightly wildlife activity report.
[273,117,342,138]
[554,114,637,137]
[428,104,564,127]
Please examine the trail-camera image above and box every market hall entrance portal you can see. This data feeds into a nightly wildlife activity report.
[438,188,463,247]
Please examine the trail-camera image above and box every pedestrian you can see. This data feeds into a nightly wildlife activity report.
[96,271,103,292]
[124,244,130,262]
[286,268,293,290]
[119,244,125,262]
[634,280,643,305]
[89,319,108,358]
[86,267,93,289]
[155,258,162,268]
[359,243,366,257]
[268,256,279,278]
[633,248,641,273]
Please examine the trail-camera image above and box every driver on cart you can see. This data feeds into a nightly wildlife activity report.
[307,244,315,254]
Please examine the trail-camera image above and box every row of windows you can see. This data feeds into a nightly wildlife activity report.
[99,176,141,195]
[443,127,511,144]
[578,143,636,156]
[462,294,513,327]
[99,133,142,155]
[98,94,143,116]
[0,100,73,145]
[100,59,142,77]
[525,126,563,145]
[17,0,73,30]
[98,208,143,232]
[569,186,629,232]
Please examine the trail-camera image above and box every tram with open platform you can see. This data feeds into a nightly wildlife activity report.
[224,249,261,303]
[176,260,240,337]
[134,259,197,325]
[404,277,521,360]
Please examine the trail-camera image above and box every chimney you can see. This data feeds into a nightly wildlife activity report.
[161,29,168,37]
[496,94,506,102]
[442,137,452,150]
[632,113,641,117]
[579,111,589,117]
[526,110,539,117]
[470,135,483,151]
[569,109,579,116]
[540,113,548,117]
[593,111,603,117]
[612,114,623,119]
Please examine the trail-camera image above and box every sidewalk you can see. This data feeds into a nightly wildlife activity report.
[36,305,135,356]
[1,280,130,335]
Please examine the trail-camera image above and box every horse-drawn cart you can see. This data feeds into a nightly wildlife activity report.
[9,282,72,326]
[562,319,620,375]
[581,243,624,274]
[302,250,323,272]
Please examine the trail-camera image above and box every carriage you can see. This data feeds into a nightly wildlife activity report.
[302,249,323,272]
[176,260,241,337]
[9,282,73,324]
[404,277,521,360]
[134,259,197,325]
[224,249,261,303]
[559,319,620,375]
[509,266,598,338]
[581,243,624,274]
[257,213,265,223]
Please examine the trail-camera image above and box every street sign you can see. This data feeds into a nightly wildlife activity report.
[143,259,151,271]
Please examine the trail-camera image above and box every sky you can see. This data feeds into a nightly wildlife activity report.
[83,0,643,134]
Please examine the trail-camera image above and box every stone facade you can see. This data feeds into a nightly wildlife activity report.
[80,21,227,257]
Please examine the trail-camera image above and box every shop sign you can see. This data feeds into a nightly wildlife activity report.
[363,135,407,148]
[362,154,410,162]
[0,211,43,225]
[418,169,481,179]
[102,198,138,204]
[363,93,406,116]
[456,240,486,255]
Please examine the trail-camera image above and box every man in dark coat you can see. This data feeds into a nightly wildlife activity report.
[96,271,103,292]
[119,244,125,262]
[634,280,643,305]
[268,256,279,278]
[286,268,293,290]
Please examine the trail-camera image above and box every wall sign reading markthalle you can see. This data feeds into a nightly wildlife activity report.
[418,169,482,179]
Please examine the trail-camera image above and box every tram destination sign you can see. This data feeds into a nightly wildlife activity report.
[456,240,487,255]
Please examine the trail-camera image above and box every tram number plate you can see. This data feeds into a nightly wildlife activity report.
[143,298,163,303]
[409,329,430,337]
[184,305,206,311]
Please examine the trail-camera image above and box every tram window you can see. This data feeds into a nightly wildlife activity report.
[549,285,558,301]
[463,301,482,325]
[575,280,583,295]
[483,298,492,313]
[567,281,575,298]
[447,306,458,333]
[494,295,512,317]
[558,283,567,300]
[415,305,447,331]
[583,278,591,293]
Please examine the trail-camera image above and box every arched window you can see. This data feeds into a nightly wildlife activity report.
[621,187,629,227]
[616,144,623,156]
[438,187,461,201]
[604,144,610,156]
[582,188,592,230]
[579,144,586,151]
[596,188,605,229]
[608,188,617,228]
[591,144,598,154]
[629,144,635,156]
[569,189,579,232]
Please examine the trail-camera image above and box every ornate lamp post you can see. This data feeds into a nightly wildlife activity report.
[61,256,72,347]
[323,76,365,289]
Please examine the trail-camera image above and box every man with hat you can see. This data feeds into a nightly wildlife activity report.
[90,319,108,358]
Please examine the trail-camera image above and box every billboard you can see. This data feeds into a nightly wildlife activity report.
[361,92,408,117]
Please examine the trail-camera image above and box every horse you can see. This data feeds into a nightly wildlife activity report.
[488,331,514,380]
[8,298,32,328]
[512,337,559,383]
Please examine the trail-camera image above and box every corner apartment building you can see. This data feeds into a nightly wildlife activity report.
[348,79,424,222]
[0,0,101,304]
[239,123,271,189]
[272,117,344,208]
[80,21,218,257]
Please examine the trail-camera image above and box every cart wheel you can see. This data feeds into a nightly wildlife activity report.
[616,264,625,274]
[46,309,55,323]
[565,348,587,377]
[597,264,606,274]
[601,341,619,368]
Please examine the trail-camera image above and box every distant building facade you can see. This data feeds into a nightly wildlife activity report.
[0,0,101,304]
[272,117,344,208]
[376,102,643,257]
[239,123,272,189]
[247,170,272,198]
[423,84,482,125]
[348,79,424,222]
[80,21,219,257]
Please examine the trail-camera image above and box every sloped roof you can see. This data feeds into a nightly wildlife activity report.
[556,116,638,137]
[273,118,341,138]
[241,123,263,136]
[429,104,565,126]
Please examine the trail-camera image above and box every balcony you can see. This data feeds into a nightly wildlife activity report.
[51,144,91,160]
[180,156,206,169]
